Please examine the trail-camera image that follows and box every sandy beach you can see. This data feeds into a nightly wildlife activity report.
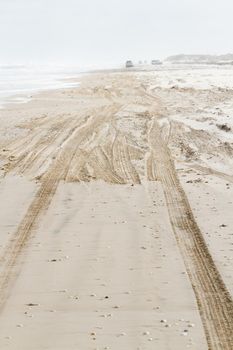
[0,67,232,350]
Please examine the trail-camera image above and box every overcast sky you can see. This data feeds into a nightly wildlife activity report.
[0,0,233,66]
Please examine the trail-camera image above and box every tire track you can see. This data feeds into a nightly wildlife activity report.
[118,136,141,184]
[0,123,83,305]
[148,119,233,349]
[1,73,232,349]
[2,117,73,176]
[0,105,121,306]
[112,135,141,184]
[189,163,233,184]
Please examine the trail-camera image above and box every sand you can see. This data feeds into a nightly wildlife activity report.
[0,67,232,349]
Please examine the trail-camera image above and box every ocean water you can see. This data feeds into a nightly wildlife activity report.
[0,64,83,108]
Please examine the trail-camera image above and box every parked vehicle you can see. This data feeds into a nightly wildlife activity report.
[125,60,134,68]
[151,60,162,65]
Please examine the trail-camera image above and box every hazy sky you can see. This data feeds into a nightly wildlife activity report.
[0,0,233,66]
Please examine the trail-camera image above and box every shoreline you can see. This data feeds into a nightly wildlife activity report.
[0,69,87,110]
[0,79,81,110]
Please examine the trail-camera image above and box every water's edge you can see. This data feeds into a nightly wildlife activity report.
[0,65,85,109]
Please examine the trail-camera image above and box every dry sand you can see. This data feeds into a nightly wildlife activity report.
[0,68,232,349]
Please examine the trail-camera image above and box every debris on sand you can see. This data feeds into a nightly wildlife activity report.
[160,319,167,323]
[142,331,150,335]
[216,123,231,132]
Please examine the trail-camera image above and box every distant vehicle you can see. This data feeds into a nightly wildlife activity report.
[151,60,162,65]
[125,60,134,68]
